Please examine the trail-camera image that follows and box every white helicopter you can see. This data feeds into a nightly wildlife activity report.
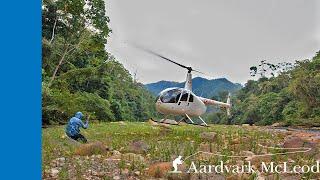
[142,49,232,126]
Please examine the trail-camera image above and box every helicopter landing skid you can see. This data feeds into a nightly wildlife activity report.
[198,116,208,126]
[185,114,208,127]
[150,114,209,127]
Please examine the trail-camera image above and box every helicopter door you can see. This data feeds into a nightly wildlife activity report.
[177,91,190,111]
[188,93,194,105]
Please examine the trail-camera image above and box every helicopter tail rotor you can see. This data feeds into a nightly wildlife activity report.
[226,93,232,116]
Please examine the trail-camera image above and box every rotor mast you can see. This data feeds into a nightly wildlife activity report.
[184,69,192,91]
[132,46,204,91]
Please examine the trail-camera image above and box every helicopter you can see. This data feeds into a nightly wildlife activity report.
[140,48,232,126]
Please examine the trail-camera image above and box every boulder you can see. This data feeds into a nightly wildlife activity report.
[163,119,178,125]
[200,132,217,142]
[231,138,240,145]
[166,163,190,180]
[271,122,282,127]
[128,140,149,154]
[122,153,145,164]
[51,157,66,167]
[74,141,109,156]
[122,168,129,175]
[134,171,140,176]
[189,173,225,180]
[147,162,172,178]
[50,168,59,177]
[148,119,158,126]
[241,151,255,157]
[118,121,126,126]
[282,136,317,155]
[196,151,214,161]
[245,155,271,169]
[113,176,120,180]
[113,150,121,155]
[283,136,304,148]
[199,143,211,152]
[227,173,250,180]
[279,174,301,180]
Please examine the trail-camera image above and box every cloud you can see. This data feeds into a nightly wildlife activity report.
[105,0,320,84]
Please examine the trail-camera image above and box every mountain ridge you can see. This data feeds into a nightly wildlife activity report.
[145,77,242,98]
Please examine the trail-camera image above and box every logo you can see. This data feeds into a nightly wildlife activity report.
[172,155,183,173]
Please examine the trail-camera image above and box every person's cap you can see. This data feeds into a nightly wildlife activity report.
[75,112,83,118]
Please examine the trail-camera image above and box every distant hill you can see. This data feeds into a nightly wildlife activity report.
[145,77,242,98]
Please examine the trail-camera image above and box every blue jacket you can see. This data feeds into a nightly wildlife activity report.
[65,112,88,137]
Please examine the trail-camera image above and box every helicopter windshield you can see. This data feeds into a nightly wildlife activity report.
[159,88,182,103]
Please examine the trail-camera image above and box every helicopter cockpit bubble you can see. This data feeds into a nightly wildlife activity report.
[157,88,183,103]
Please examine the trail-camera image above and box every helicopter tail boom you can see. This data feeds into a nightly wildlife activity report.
[200,98,231,108]
[199,94,232,116]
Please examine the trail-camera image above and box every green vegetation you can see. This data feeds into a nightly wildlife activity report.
[42,0,156,125]
[42,122,270,164]
[42,122,272,177]
[43,122,320,179]
[207,52,320,126]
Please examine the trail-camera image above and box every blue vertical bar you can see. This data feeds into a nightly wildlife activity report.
[0,0,41,179]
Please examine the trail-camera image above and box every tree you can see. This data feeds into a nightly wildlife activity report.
[250,60,294,78]
[42,0,157,125]
[231,51,320,126]
[42,0,111,86]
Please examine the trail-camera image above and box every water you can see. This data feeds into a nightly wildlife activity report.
[270,126,320,133]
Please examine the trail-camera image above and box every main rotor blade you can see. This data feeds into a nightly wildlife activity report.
[130,43,189,70]
[192,69,207,75]
[146,49,190,70]
[130,43,208,74]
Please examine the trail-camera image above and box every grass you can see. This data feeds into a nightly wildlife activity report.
[42,121,319,179]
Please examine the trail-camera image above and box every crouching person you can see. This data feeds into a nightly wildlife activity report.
[65,112,89,143]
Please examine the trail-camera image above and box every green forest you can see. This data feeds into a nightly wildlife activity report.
[42,0,156,125]
[207,52,320,127]
[42,0,320,127]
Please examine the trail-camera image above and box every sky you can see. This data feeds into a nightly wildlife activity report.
[104,0,320,84]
